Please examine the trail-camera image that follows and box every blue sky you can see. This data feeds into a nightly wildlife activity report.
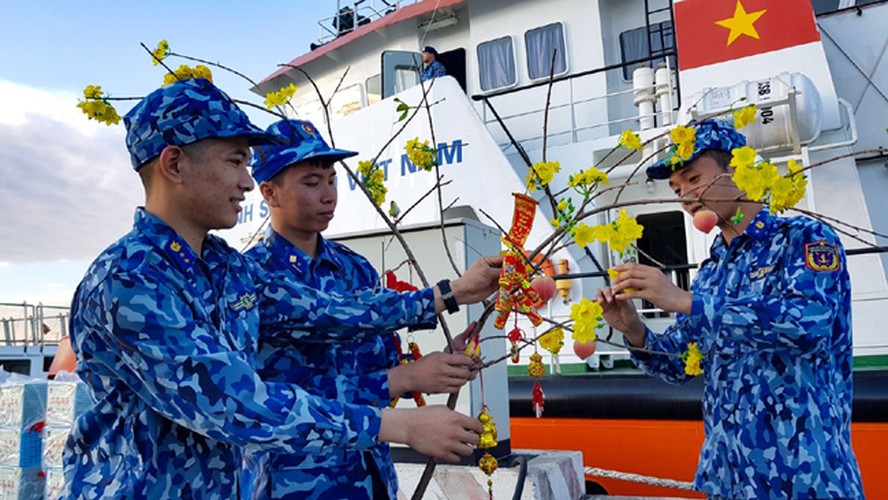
[0,1,338,305]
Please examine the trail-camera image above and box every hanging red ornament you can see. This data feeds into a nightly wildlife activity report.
[507,326,525,363]
[532,381,545,418]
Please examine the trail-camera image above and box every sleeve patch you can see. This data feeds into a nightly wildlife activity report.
[805,240,841,272]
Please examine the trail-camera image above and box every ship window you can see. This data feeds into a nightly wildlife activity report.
[330,84,364,120]
[619,22,675,80]
[394,68,419,94]
[366,74,381,105]
[296,99,327,129]
[811,0,840,13]
[477,36,517,91]
[634,211,690,318]
[525,23,567,80]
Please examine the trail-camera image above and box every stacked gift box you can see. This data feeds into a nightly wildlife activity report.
[43,380,91,500]
[0,377,91,499]
[0,381,47,499]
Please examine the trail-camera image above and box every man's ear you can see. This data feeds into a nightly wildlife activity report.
[156,146,188,185]
[259,181,280,208]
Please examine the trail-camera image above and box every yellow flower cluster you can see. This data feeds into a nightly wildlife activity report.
[567,166,609,189]
[683,342,704,376]
[670,125,697,146]
[538,327,564,355]
[572,223,595,248]
[569,298,602,344]
[733,104,757,129]
[405,137,437,171]
[666,125,698,165]
[83,85,103,99]
[619,129,643,151]
[263,83,298,110]
[572,209,644,255]
[357,160,387,206]
[607,268,636,293]
[76,85,121,126]
[163,64,213,86]
[151,39,170,66]
[525,160,561,192]
[731,147,807,214]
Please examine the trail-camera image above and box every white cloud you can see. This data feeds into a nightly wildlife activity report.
[0,80,142,263]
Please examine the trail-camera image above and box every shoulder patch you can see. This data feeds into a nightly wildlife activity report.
[805,240,841,272]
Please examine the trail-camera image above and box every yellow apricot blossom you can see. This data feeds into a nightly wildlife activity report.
[263,83,298,110]
[357,160,387,206]
[405,137,437,171]
[163,64,214,85]
[570,298,602,344]
[733,103,757,129]
[669,125,697,146]
[619,129,643,151]
[609,209,644,254]
[732,164,767,201]
[539,327,565,355]
[607,268,636,293]
[683,342,704,376]
[76,85,121,126]
[676,141,695,161]
[730,146,757,169]
[573,223,595,248]
[151,39,170,66]
[526,161,561,192]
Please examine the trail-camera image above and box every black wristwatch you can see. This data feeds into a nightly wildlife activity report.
[437,279,460,314]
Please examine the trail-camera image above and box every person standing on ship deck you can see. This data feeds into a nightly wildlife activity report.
[420,46,446,82]
[63,78,502,499]
[595,119,864,499]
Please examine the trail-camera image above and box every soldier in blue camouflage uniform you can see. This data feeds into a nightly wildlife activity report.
[596,120,864,499]
[64,78,500,499]
[244,119,479,499]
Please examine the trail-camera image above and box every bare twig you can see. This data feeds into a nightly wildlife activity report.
[140,42,181,82]
[170,52,261,87]
[796,148,888,176]
[396,178,453,224]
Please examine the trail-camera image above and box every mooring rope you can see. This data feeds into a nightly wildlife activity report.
[584,467,696,491]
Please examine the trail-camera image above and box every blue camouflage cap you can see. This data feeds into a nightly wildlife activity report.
[124,78,285,169]
[646,119,747,180]
[250,119,358,184]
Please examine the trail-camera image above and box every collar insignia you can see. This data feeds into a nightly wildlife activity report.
[230,292,258,312]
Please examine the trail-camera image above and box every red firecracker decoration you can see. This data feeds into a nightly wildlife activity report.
[532,381,545,418]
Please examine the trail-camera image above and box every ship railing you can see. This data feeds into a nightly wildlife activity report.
[0,302,68,351]
[472,52,680,157]
[317,0,419,45]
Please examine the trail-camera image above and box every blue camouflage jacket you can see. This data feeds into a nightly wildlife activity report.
[420,60,446,82]
[245,231,417,499]
[63,209,437,499]
[630,209,864,499]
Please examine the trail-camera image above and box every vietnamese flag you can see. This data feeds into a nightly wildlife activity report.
[675,0,821,70]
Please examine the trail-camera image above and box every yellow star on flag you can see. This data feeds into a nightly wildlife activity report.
[715,0,767,46]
